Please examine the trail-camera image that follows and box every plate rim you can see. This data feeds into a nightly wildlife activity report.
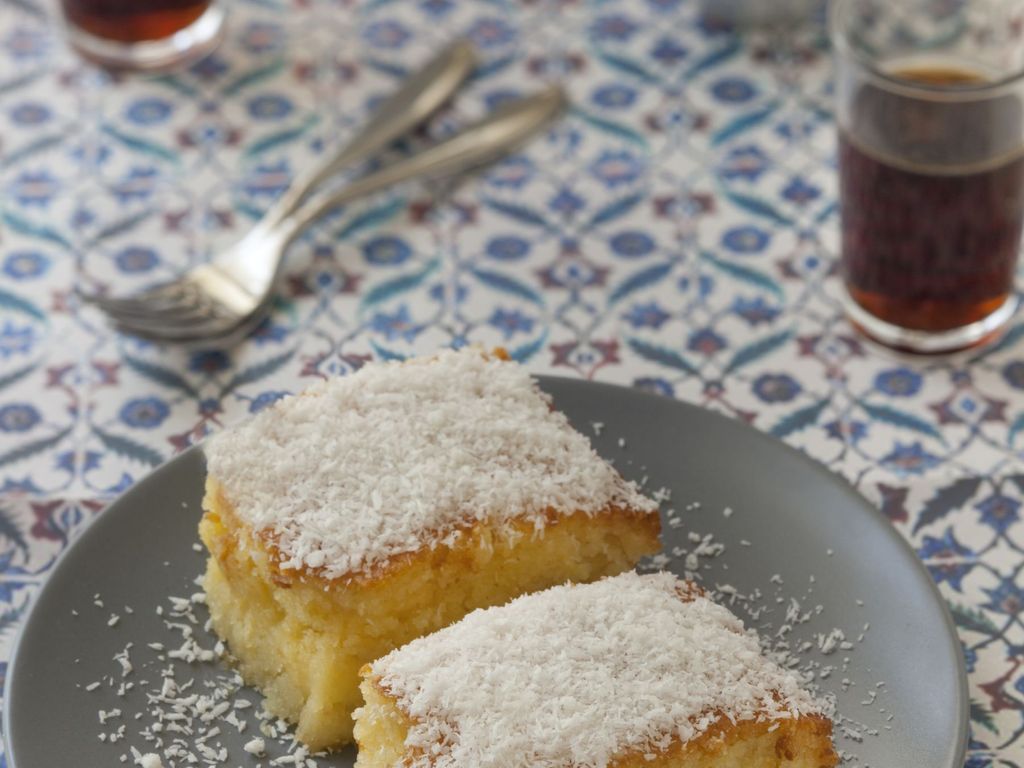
[542,376,968,766]
[2,375,969,767]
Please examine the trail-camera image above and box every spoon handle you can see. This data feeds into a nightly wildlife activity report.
[284,86,567,236]
[262,39,477,228]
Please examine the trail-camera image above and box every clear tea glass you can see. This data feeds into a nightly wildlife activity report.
[61,0,226,71]
[831,0,1024,353]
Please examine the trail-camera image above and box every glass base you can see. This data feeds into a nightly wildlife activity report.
[840,285,1019,354]
[65,2,225,72]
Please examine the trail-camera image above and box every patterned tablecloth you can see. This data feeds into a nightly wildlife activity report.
[0,0,1022,764]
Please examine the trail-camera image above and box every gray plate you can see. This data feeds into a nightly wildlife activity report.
[4,377,967,767]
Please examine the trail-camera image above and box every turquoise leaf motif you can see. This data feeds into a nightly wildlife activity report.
[721,188,794,226]
[701,251,783,300]
[608,262,672,305]
[473,55,515,80]
[770,399,829,439]
[93,426,164,467]
[814,201,838,223]
[2,210,71,249]
[0,134,65,170]
[150,74,199,98]
[586,193,644,230]
[335,198,406,241]
[101,125,179,164]
[627,338,698,375]
[684,39,742,80]
[0,426,72,470]
[0,364,36,390]
[724,329,792,374]
[0,506,27,554]
[471,268,544,306]
[913,477,983,535]
[220,350,295,397]
[482,198,551,229]
[0,287,45,322]
[510,330,548,363]
[949,603,997,635]
[595,51,660,85]
[220,60,286,98]
[572,108,649,149]
[859,402,945,443]
[970,701,998,734]
[86,209,155,247]
[365,58,408,78]
[359,259,441,312]
[235,202,265,221]
[0,69,44,97]
[1008,412,1024,447]
[245,114,319,158]
[370,340,407,361]
[0,601,29,637]
[711,100,779,147]
[122,354,200,399]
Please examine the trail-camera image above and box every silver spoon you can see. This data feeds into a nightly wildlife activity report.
[88,86,567,343]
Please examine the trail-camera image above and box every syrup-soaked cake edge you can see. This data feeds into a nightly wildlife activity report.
[203,475,660,588]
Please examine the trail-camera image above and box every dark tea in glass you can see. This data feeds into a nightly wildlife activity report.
[831,0,1024,353]
[63,0,211,43]
[61,0,225,70]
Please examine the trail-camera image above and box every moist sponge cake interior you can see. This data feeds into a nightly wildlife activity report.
[355,572,838,768]
[199,348,661,750]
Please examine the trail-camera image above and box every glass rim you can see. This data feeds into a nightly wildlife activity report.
[829,0,1024,101]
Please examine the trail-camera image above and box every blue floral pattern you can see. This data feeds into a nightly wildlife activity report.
[0,0,1021,764]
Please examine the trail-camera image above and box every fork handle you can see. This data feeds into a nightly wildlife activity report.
[280,86,567,239]
[261,39,477,229]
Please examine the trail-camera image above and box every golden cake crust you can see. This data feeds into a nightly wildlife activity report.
[356,676,838,768]
[203,478,661,589]
[609,714,837,768]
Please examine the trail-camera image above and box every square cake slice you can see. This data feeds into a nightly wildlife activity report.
[355,572,838,768]
[199,348,660,750]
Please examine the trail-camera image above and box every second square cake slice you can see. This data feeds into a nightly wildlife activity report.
[356,572,838,768]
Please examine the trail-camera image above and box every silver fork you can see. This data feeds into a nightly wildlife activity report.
[89,86,565,343]
[82,39,475,339]
[82,42,562,343]
[83,39,479,342]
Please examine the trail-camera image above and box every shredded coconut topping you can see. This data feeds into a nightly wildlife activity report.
[204,349,656,580]
[370,572,824,768]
